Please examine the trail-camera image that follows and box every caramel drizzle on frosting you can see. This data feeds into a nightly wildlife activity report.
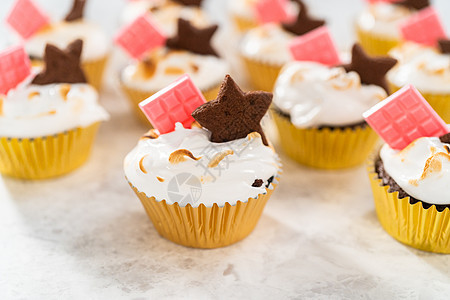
[156,176,164,182]
[169,149,201,164]
[140,129,160,140]
[208,150,234,168]
[60,84,71,101]
[139,155,148,174]
[28,91,40,100]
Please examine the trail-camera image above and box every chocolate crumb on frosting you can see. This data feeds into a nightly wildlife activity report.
[394,0,429,10]
[375,158,450,212]
[166,18,219,57]
[31,39,87,85]
[282,0,325,36]
[438,40,450,54]
[172,0,203,6]
[341,44,397,94]
[252,179,264,187]
[439,132,450,144]
[192,75,272,146]
[65,0,87,22]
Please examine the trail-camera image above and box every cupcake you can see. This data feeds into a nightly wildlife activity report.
[228,0,298,33]
[272,44,397,169]
[0,40,109,179]
[239,0,325,91]
[7,0,109,90]
[119,18,229,125]
[364,85,450,253]
[355,0,429,56]
[124,75,281,248]
[387,41,450,123]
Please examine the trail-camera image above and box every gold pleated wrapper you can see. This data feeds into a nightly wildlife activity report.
[128,173,280,249]
[389,82,450,123]
[356,26,401,56]
[367,159,450,253]
[241,56,283,92]
[232,15,258,33]
[31,55,108,90]
[121,83,221,125]
[0,123,100,180]
[272,110,379,169]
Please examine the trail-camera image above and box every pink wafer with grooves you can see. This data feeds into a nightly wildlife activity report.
[114,14,167,60]
[363,85,449,150]
[139,74,206,134]
[255,0,292,24]
[6,0,50,39]
[0,46,31,95]
[400,7,446,46]
[289,26,341,66]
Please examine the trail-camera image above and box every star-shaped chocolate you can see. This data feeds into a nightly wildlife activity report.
[31,39,87,85]
[341,44,397,93]
[65,0,87,22]
[282,0,325,36]
[172,0,203,6]
[438,39,450,54]
[394,0,429,10]
[192,75,272,146]
[166,18,219,57]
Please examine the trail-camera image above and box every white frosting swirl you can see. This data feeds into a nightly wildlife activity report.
[273,62,387,128]
[25,21,109,61]
[387,43,450,94]
[0,77,109,138]
[124,123,280,207]
[122,0,211,37]
[240,24,294,65]
[380,136,450,205]
[121,49,229,91]
[356,3,413,39]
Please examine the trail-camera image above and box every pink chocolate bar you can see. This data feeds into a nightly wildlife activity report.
[6,0,50,39]
[139,74,206,134]
[255,0,291,24]
[114,14,166,59]
[363,85,449,150]
[400,7,446,46]
[289,26,341,66]
[0,46,31,95]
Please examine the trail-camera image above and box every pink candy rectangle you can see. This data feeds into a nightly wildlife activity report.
[364,85,449,150]
[0,46,31,95]
[6,0,50,39]
[139,74,206,134]
[289,26,341,66]
[255,0,292,24]
[114,14,167,60]
[400,7,446,46]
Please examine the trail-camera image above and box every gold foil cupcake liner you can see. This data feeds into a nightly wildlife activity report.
[272,110,378,169]
[367,159,450,253]
[0,123,100,180]
[128,172,280,249]
[121,83,221,126]
[32,55,108,90]
[232,15,258,33]
[241,56,283,92]
[356,26,401,56]
[389,82,450,123]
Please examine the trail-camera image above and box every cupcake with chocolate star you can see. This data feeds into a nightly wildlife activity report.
[120,18,229,125]
[239,0,325,91]
[364,85,450,253]
[0,40,109,179]
[355,0,429,55]
[272,44,397,169]
[7,0,110,90]
[124,75,281,248]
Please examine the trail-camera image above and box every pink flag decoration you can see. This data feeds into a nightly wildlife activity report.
[363,85,449,150]
[139,74,206,134]
[255,0,292,24]
[0,46,31,95]
[400,7,446,46]
[6,0,50,39]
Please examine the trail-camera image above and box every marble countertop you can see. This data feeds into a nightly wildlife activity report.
[1,0,450,299]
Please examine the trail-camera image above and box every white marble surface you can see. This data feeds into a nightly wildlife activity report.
[1,0,450,299]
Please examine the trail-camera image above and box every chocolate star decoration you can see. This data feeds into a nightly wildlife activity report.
[282,0,325,36]
[394,0,429,10]
[65,0,87,22]
[166,18,219,57]
[172,0,203,6]
[341,44,397,93]
[31,39,87,85]
[438,39,450,54]
[192,75,272,146]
